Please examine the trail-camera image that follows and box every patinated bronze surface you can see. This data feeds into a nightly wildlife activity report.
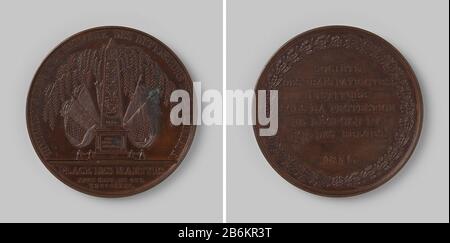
[27,26,195,197]
[254,26,422,197]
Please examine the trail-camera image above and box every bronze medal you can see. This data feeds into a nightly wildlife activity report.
[254,26,423,196]
[27,26,195,197]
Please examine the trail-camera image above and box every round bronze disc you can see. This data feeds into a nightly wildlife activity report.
[27,26,195,197]
[254,26,423,197]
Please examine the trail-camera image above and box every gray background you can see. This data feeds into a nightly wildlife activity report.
[0,0,222,222]
[0,0,448,223]
[227,0,449,222]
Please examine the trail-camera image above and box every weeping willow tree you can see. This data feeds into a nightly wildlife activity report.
[42,39,175,158]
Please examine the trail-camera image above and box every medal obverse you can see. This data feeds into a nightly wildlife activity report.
[27,26,195,197]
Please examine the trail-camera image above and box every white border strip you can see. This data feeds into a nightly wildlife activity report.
[222,0,227,223]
